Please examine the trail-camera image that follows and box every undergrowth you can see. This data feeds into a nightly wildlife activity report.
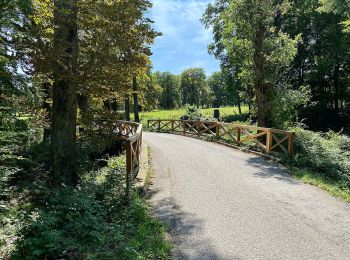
[0,127,171,259]
[282,127,350,202]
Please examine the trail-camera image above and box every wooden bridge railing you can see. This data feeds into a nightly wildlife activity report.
[148,119,294,156]
[114,121,143,199]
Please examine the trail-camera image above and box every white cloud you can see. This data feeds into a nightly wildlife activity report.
[150,0,212,41]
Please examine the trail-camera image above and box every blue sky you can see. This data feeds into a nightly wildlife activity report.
[148,0,220,76]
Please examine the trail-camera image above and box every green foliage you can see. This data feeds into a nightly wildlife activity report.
[155,71,181,110]
[203,0,301,127]
[282,0,350,132]
[180,105,204,121]
[288,127,350,188]
[318,0,350,32]
[270,86,311,129]
[0,117,171,259]
[180,68,212,107]
[138,72,163,111]
[2,153,171,259]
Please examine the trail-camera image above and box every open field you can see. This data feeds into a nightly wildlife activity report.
[133,106,250,124]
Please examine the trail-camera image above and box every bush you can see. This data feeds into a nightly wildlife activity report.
[180,105,211,121]
[270,86,310,129]
[289,127,350,188]
[11,157,171,259]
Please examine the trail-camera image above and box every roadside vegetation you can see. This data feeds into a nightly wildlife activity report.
[0,117,171,259]
[286,127,350,202]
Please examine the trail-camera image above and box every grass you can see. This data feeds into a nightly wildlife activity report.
[133,106,250,125]
[292,169,350,203]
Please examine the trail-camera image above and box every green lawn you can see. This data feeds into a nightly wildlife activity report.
[133,106,250,125]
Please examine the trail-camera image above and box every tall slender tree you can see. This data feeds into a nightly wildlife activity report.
[51,0,79,185]
[133,76,140,123]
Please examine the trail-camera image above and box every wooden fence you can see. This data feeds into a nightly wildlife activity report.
[147,119,294,156]
[114,121,143,198]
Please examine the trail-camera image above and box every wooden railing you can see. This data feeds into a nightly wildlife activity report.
[114,121,143,198]
[148,119,294,156]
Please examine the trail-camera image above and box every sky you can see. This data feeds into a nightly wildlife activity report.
[148,0,220,76]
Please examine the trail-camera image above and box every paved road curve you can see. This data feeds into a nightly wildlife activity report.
[144,132,350,260]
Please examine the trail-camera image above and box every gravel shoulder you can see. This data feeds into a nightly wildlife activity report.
[145,132,350,260]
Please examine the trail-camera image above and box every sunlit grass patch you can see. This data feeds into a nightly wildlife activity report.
[134,106,250,125]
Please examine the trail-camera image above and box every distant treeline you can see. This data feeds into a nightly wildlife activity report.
[136,68,240,112]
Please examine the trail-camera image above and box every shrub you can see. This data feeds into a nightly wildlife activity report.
[180,105,211,121]
[270,86,310,129]
[11,157,171,259]
[289,127,350,188]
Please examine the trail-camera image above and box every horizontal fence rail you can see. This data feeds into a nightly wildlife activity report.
[114,121,143,199]
[148,119,294,156]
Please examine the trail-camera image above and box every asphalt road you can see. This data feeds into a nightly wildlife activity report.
[144,132,350,260]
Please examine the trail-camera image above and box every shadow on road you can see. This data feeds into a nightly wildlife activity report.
[245,157,300,185]
[146,186,223,260]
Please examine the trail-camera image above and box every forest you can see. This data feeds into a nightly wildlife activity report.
[1,0,349,258]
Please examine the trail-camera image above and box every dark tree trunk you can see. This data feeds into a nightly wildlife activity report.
[77,94,90,123]
[334,64,340,116]
[51,0,78,186]
[133,76,140,123]
[237,95,242,114]
[125,94,130,121]
[253,26,271,127]
[42,82,51,141]
[334,63,341,130]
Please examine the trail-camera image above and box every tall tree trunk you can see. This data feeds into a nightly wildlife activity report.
[334,63,341,129]
[334,64,340,115]
[133,76,140,123]
[125,94,130,121]
[237,95,242,114]
[77,94,90,124]
[42,82,51,141]
[253,26,270,127]
[51,0,78,186]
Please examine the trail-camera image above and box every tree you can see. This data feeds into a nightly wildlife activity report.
[203,0,300,127]
[51,0,79,185]
[319,0,350,33]
[133,76,140,122]
[155,71,181,110]
[208,72,226,107]
[14,0,159,184]
[180,68,209,108]
[282,0,350,131]
[76,0,159,119]
[0,0,34,97]
[138,72,162,111]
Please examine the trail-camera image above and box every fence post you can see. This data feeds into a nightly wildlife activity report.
[171,120,175,132]
[158,120,161,132]
[125,141,133,203]
[216,122,221,141]
[288,132,295,156]
[147,120,150,129]
[237,127,241,142]
[197,121,200,137]
[183,121,186,135]
[265,130,272,154]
